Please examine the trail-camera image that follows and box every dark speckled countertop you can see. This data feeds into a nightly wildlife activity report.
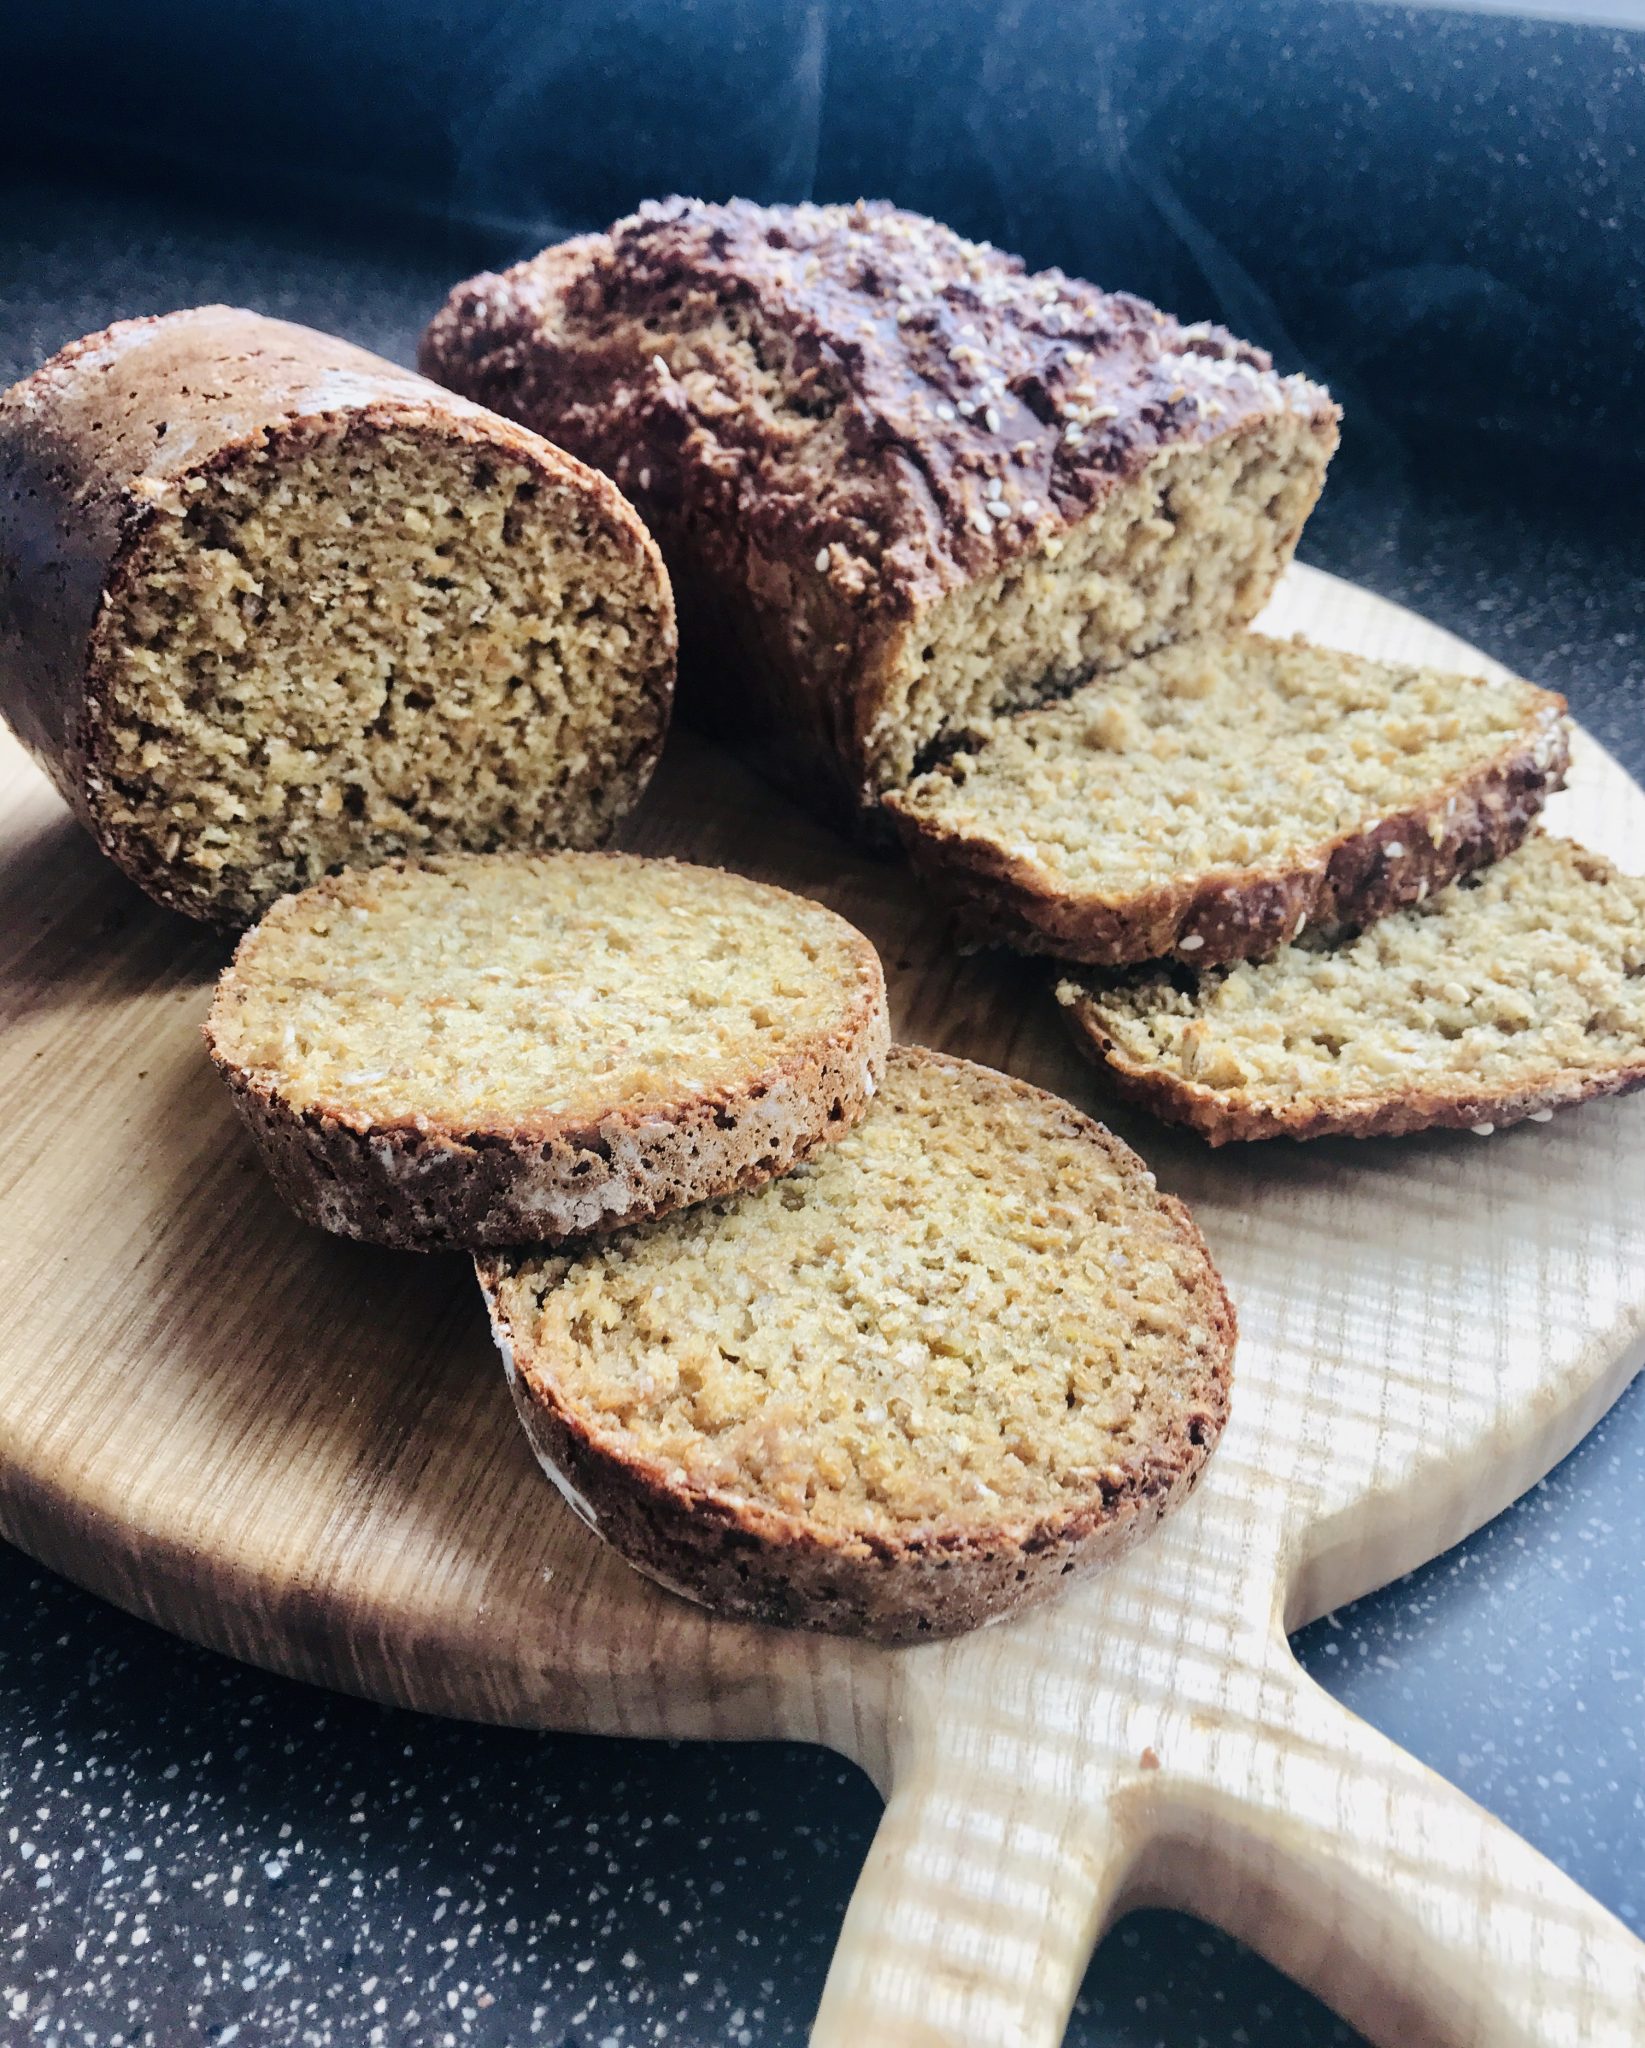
[0,172,1641,2048]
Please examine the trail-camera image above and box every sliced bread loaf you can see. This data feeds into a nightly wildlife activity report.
[1058,833,1645,1143]
[479,1045,1235,1641]
[422,198,1337,828]
[206,851,889,1249]
[884,633,1568,966]
[0,308,676,925]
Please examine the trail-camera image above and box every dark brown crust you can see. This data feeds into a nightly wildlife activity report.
[420,198,1339,821]
[0,306,677,925]
[479,1046,1236,1642]
[885,686,1572,967]
[204,855,891,1252]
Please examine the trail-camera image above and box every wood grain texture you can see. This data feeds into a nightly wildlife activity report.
[0,564,1640,2045]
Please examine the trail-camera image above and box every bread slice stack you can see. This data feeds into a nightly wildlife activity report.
[209,851,1235,1638]
[879,617,1644,1143]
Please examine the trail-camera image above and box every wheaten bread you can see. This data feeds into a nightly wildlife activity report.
[479,1046,1235,1641]
[206,851,890,1250]
[1058,833,1645,1143]
[421,198,1338,828]
[884,633,1568,965]
[0,308,677,925]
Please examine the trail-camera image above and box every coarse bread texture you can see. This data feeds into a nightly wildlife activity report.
[480,1046,1235,1641]
[421,198,1338,824]
[205,850,890,1250]
[0,307,676,925]
[885,633,1569,965]
[1058,833,1645,1143]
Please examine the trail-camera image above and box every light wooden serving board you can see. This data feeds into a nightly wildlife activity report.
[0,564,1642,2047]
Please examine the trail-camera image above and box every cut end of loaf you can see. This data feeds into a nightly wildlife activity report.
[483,1045,1235,1639]
[87,415,675,924]
[866,422,1335,796]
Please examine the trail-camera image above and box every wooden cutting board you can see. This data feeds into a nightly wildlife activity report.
[0,564,1641,2047]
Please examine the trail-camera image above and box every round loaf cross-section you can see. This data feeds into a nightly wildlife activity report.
[0,307,677,924]
[205,850,891,1250]
[481,1045,1236,1641]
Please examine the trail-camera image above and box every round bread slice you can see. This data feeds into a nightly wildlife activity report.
[883,632,1568,966]
[205,851,890,1250]
[479,1046,1235,1641]
[1058,833,1645,1144]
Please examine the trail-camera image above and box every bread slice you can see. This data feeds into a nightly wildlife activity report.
[206,851,890,1250]
[0,308,676,926]
[421,198,1337,829]
[884,633,1568,966]
[479,1045,1235,1641]
[1058,834,1645,1143]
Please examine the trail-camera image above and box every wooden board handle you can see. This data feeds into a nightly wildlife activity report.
[812,1640,1645,2048]
[810,1736,1131,2047]
[1157,1655,1645,2048]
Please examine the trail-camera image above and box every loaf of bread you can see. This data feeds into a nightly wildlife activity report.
[1058,833,1645,1142]
[480,1046,1234,1640]
[0,307,677,925]
[205,850,889,1249]
[421,199,1339,828]
[884,633,1568,965]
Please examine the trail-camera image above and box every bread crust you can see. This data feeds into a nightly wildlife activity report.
[420,198,1339,825]
[0,306,676,925]
[205,855,891,1251]
[480,1047,1236,1642]
[1063,1007,1645,1144]
[886,685,1571,966]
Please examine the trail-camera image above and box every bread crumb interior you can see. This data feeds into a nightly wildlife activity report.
[494,1050,1223,1534]
[891,633,1561,896]
[1068,835,1645,1104]
[869,429,1328,793]
[94,420,671,921]
[209,852,878,1130]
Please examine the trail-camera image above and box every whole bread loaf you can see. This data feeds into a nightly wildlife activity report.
[421,198,1339,829]
[0,307,676,925]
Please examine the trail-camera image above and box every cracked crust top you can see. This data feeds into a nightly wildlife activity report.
[205,850,891,1250]
[423,197,1336,626]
